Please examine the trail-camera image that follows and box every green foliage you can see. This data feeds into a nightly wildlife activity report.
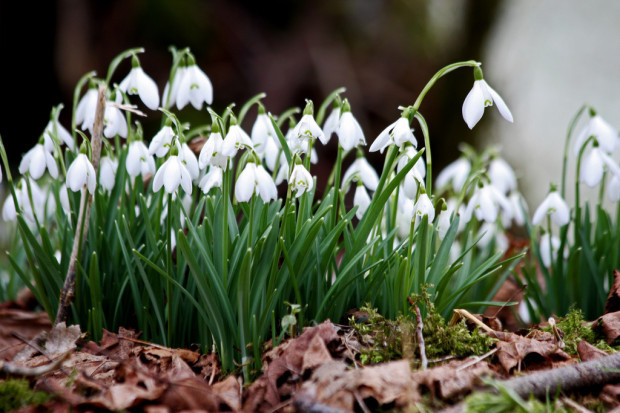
[0,379,52,411]
[464,380,568,413]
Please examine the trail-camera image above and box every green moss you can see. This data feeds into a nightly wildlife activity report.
[351,288,495,365]
[0,378,52,411]
[464,380,569,413]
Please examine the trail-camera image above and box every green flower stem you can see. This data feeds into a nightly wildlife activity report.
[561,105,587,198]
[574,135,594,242]
[238,93,267,125]
[72,71,97,146]
[222,167,232,286]
[105,47,144,86]
[329,145,344,229]
[412,60,479,111]
[414,111,432,193]
[316,87,346,125]
[166,193,173,347]
[0,137,22,219]
[163,47,190,110]
[276,107,301,128]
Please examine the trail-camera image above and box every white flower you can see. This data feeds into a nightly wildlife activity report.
[504,192,528,227]
[436,208,451,240]
[580,147,620,187]
[66,153,96,193]
[462,79,513,129]
[532,191,570,226]
[126,141,155,178]
[476,221,508,252]
[19,143,58,179]
[264,137,281,171]
[75,88,98,132]
[489,157,517,194]
[43,120,74,151]
[353,184,371,220]
[336,111,365,151]
[153,155,193,194]
[370,117,417,153]
[222,124,253,158]
[162,66,187,109]
[176,63,213,110]
[199,166,223,193]
[103,103,128,138]
[464,183,512,223]
[322,106,340,145]
[59,183,70,214]
[235,162,277,203]
[400,156,426,200]
[149,125,175,157]
[99,156,118,191]
[342,157,379,191]
[573,114,618,156]
[289,163,314,198]
[119,66,160,110]
[180,142,199,180]
[435,158,471,193]
[199,131,228,170]
[292,114,325,144]
[608,175,620,202]
[251,112,277,157]
[539,233,566,268]
[413,193,435,226]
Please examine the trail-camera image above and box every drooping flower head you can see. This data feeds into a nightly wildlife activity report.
[292,101,325,146]
[353,182,371,220]
[199,166,224,194]
[462,65,513,129]
[176,53,213,110]
[19,138,58,180]
[532,188,570,227]
[99,154,118,191]
[336,99,365,151]
[435,157,471,194]
[251,104,278,158]
[222,114,253,158]
[573,110,618,156]
[235,160,278,203]
[289,161,314,198]
[199,122,228,170]
[66,148,97,194]
[119,54,160,110]
[152,142,193,195]
[370,107,417,153]
[126,140,156,178]
[342,151,379,192]
[149,120,176,158]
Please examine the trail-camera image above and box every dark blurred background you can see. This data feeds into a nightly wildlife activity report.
[0,0,503,177]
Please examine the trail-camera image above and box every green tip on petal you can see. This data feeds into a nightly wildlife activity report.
[549,182,558,192]
[186,53,197,66]
[257,103,266,114]
[170,142,179,156]
[588,107,597,117]
[473,66,484,81]
[211,121,220,134]
[131,54,140,68]
[229,113,238,126]
[303,100,314,116]
[341,98,351,113]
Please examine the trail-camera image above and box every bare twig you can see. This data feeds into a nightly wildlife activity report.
[456,348,497,372]
[415,305,427,370]
[451,309,494,333]
[54,84,106,325]
[0,350,71,377]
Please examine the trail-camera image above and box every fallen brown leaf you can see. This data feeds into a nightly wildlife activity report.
[0,309,51,361]
[577,340,608,362]
[606,270,620,314]
[491,330,573,373]
[597,311,620,345]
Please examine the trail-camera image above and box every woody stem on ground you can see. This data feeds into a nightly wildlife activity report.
[415,305,428,370]
[54,85,106,326]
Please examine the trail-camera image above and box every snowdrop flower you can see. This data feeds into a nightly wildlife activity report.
[222,118,253,158]
[539,233,566,268]
[199,166,223,193]
[342,155,379,191]
[43,119,74,151]
[199,127,228,170]
[370,113,417,153]
[401,156,426,200]
[251,106,278,158]
[59,184,70,214]
[119,56,160,110]
[176,55,213,110]
[75,87,98,132]
[532,190,570,226]
[162,66,187,109]
[580,145,620,187]
[435,206,452,240]
[99,155,118,191]
[289,162,314,198]
[66,153,96,193]
[126,140,156,178]
[435,157,471,193]
[504,192,528,227]
[462,66,513,129]
[149,123,175,157]
[322,104,340,145]
[103,103,128,139]
[608,175,620,202]
[353,183,371,220]
[180,142,199,181]
[573,113,618,156]
[336,100,365,151]
[235,162,277,203]
[263,137,281,171]
[476,221,508,252]
[19,142,58,179]
[488,157,517,194]
[464,183,512,223]
[413,192,435,226]
[292,101,325,144]
[153,154,193,195]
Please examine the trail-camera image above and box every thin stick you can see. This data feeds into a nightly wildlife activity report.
[456,348,497,372]
[415,305,428,370]
[54,85,106,325]
[0,351,71,377]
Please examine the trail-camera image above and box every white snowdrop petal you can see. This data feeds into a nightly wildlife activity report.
[462,81,486,129]
[487,84,513,123]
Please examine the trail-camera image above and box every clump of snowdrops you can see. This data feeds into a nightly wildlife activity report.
[0,47,526,379]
